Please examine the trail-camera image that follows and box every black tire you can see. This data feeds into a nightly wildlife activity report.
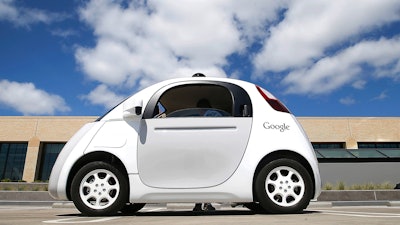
[254,159,313,214]
[243,202,265,213]
[120,203,146,214]
[71,161,128,216]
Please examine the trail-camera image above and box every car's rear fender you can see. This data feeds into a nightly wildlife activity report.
[253,150,319,199]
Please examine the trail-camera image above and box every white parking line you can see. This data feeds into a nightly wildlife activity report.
[42,207,164,223]
[43,217,120,224]
[319,209,400,218]
[0,206,50,210]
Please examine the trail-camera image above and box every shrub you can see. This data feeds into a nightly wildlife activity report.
[323,183,333,190]
[337,181,345,190]
[323,181,394,190]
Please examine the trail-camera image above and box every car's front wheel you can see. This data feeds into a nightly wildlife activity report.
[71,161,128,216]
[243,202,265,213]
[120,203,146,214]
[255,158,313,214]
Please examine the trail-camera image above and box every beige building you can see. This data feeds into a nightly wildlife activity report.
[0,116,399,183]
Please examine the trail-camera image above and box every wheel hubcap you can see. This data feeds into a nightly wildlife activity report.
[79,169,120,210]
[265,166,305,207]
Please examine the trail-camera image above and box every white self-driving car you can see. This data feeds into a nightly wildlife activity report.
[49,74,321,216]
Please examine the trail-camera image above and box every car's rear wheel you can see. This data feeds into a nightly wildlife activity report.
[255,158,313,213]
[71,161,128,216]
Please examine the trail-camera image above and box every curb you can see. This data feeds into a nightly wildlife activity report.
[388,201,400,207]
[0,201,59,206]
[317,190,400,202]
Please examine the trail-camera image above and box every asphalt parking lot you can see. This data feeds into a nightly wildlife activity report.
[0,204,400,225]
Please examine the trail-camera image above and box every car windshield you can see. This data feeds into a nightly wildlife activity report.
[95,96,130,121]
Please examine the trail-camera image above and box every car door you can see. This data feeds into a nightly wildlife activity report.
[137,81,253,188]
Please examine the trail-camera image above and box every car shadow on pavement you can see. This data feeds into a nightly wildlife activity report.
[134,210,320,217]
[135,210,255,217]
[57,209,319,218]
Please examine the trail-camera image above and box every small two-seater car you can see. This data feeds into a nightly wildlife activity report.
[49,73,321,216]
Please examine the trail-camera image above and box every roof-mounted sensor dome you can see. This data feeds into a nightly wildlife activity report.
[192,73,206,77]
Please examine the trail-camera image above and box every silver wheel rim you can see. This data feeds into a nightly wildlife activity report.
[79,169,120,210]
[265,166,305,207]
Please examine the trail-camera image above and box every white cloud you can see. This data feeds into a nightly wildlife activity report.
[75,0,284,108]
[374,58,400,80]
[51,29,78,38]
[253,0,400,73]
[372,91,388,101]
[352,80,367,90]
[0,80,70,115]
[0,0,17,19]
[81,84,126,109]
[75,0,236,89]
[73,0,400,109]
[0,0,67,27]
[339,96,356,105]
[282,37,400,94]
[227,0,287,43]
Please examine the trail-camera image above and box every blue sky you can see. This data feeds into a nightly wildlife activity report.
[0,0,399,117]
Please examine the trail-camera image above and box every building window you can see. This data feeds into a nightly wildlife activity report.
[312,142,345,149]
[0,143,28,181]
[38,143,65,181]
[358,142,400,149]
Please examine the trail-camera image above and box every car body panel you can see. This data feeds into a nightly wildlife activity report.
[48,122,103,200]
[138,117,252,188]
[85,120,140,174]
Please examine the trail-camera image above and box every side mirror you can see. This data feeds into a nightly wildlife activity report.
[123,98,143,118]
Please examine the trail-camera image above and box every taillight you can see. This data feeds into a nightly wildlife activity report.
[256,86,290,113]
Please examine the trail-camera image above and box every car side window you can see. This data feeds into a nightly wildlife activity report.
[154,84,233,118]
[142,81,253,119]
[154,102,167,118]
